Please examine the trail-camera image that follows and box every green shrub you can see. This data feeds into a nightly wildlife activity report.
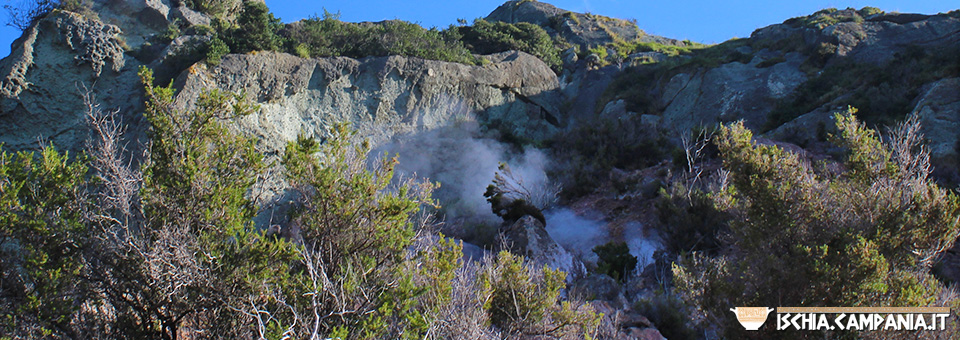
[182,0,238,17]
[204,37,229,65]
[457,18,561,71]
[131,67,296,338]
[221,1,284,53]
[0,146,89,336]
[159,19,181,43]
[283,11,478,65]
[858,6,884,17]
[634,293,697,340]
[593,241,637,281]
[480,251,601,337]
[655,184,728,254]
[674,110,960,337]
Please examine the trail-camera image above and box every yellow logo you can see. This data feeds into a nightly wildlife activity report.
[730,307,774,330]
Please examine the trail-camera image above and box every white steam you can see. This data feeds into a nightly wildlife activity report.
[545,209,663,267]
[377,124,554,222]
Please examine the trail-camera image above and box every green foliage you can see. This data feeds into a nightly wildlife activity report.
[480,251,601,337]
[655,184,728,254]
[609,40,700,59]
[673,111,960,337]
[139,66,262,236]
[592,241,637,281]
[182,0,238,17]
[858,6,884,17]
[280,124,461,338]
[457,18,562,72]
[133,66,296,337]
[785,7,866,29]
[221,1,284,53]
[284,11,478,65]
[634,292,696,340]
[551,115,670,199]
[0,145,88,336]
[159,19,181,43]
[204,36,230,65]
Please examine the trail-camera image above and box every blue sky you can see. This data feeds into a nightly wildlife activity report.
[0,1,957,58]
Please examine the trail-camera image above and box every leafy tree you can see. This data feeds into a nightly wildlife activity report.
[673,108,960,337]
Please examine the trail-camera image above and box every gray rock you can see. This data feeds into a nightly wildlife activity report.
[174,50,561,154]
[751,11,960,66]
[570,273,620,302]
[561,47,578,68]
[916,78,960,161]
[485,0,565,27]
[485,0,684,49]
[622,327,667,340]
[658,52,807,132]
[496,216,586,279]
[172,5,211,27]
[0,11,143,152]
[765,107,835,146]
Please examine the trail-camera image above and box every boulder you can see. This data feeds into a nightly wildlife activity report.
[916,78,960,161]
[570,273,621,302]
[657,52,807,132]
[496,216,585,279]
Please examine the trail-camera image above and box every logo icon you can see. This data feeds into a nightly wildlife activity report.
[730,307,774,330]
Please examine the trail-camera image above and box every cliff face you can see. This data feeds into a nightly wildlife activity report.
[0,1,562,155]
[174,50,560,155]
[0,10,138,151]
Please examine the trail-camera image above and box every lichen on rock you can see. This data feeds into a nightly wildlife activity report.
[55,11,126,76]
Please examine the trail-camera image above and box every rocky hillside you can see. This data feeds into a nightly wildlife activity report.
[1,1,960,339]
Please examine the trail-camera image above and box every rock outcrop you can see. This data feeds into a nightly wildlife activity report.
[916,78,960,163]
[656,52,808,132]
[0,11,144,152]
[174,50,561,154]
[496,215,586,279]
[486,0,685,49]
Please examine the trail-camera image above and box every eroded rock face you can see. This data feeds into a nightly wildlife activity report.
[0,11,144,152]
[657,53,808,132]
[174,50,562,154]
[916,78,960,162]
[750,10,960,66]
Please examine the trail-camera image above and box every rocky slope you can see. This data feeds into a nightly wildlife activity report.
[486,0,687,48]
[0,2,959,338]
